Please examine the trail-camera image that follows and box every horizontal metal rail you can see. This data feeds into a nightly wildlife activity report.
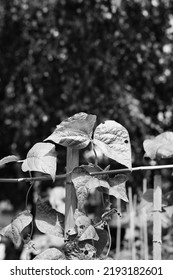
[0,164,173,183]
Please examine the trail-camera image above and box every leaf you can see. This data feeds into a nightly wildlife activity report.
[22,142,57,181]
[109,183,128,202]
[143,132,173,160]
[74,211,91,236]
[0,155,19,167]
[81,163,109,181]
[0,210,33,248]
[44,112,96,149]
[79,225,99,241]
[107,175,128,202]
[71,167,110,211]
[35,198,64,237]
[93,120,132,169]
[33,248,66,260]
[82,228,108,257]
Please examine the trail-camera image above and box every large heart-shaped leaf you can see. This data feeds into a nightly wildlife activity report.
[22,142,57,181]
[143,132,173,160]
[93,120,132,169]
[35,199,64,237]
[71,167,110,211]
[44,112,96,149]
[33,248,66,260]
[0,155,19,167]
[0,210,33,248]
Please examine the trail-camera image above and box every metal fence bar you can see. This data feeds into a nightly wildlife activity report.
[0,164,173,183]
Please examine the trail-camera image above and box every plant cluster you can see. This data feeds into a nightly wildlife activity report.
[0,112,132,259]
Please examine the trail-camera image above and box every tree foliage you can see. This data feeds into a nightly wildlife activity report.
[0,0,173,205]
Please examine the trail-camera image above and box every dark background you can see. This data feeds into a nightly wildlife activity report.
[0,0,173,208]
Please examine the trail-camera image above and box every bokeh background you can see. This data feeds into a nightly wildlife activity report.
[0,0,173,259]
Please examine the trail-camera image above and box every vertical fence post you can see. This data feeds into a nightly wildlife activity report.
[153,174,162,260]
[128,187,136,260]
[142,177,148,260]
[65,148,79,238]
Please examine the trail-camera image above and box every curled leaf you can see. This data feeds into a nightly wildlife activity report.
[33,248,66,260]
[0,210,33,248]
[143,132,173,160]
[35,198,64,237]
[93,120,132,169]
[22,142,57,181]
[44,112,96,149]
[0,155,19,167]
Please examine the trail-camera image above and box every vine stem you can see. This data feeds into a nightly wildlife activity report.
[0,164,173,183]
[25,171,34,239]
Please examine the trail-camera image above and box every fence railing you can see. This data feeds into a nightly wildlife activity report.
[1,163,173,260]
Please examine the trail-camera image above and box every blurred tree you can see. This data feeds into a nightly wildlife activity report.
[0,0,173,206]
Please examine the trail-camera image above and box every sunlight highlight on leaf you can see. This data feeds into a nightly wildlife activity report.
[22,142,57,181]
[93,120,132,169]
[44,112,96,149]
[0,155,19,167]
[143,132,173,160]
[0,210,33,248]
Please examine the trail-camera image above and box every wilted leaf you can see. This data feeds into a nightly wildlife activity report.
[35,198,64,237]
[33,248,66,260]
[93,120,132,169]
[22,142,57,181]
[0,155,19,167]
[44,112,96,149]
[0,210,33,248]
[143,132,173,160]
[71,167,110,211]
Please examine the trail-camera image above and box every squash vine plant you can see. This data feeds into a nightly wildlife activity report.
[0,112,132,260]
